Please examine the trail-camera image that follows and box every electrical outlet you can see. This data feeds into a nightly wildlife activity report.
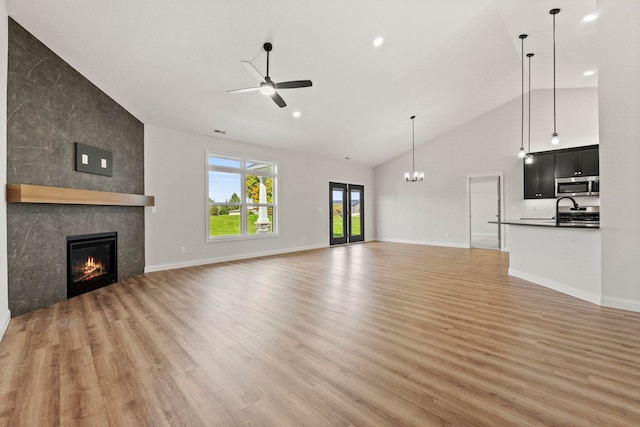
[445,232,450,238]
[180,246,186,254]
[151,206,157,214]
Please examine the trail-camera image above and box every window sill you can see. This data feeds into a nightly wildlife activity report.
[207,233,280,243]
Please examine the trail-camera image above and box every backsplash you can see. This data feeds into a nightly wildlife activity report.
[519,196,600,219]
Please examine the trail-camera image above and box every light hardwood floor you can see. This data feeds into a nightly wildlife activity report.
[1,242,639,426]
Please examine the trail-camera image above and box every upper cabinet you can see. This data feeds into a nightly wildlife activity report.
[524,152,556,199]
[554,145,599,177]
[523,145,599,200]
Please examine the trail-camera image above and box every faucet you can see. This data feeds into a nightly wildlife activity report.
[556,197,579,226]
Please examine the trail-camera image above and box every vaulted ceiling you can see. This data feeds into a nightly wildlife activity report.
[7,0,597,166]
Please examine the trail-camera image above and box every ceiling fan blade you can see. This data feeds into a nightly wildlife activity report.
[274,80,313,89]
[241,60,265,83]
[271,92,286,108]
[226,87,260,94]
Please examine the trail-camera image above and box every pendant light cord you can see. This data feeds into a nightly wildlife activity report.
[553,14,557,133]
[411,115,415,174]
[528,53,534,154]
[552,10,558,134]
[519,35,527,151]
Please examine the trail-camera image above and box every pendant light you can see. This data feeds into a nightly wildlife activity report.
[525,53,535,164]
[550,8,561,145]
[404,115,424,182]
[517,34,528,159]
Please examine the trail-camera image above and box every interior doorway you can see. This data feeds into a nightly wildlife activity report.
[329,182,364,245]
[468,174,502,250]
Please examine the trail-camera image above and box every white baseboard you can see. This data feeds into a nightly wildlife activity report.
[601,296,640,313]
[145,243,328,273]
[471,232,498,238]
[375,237,469,249]
[0,308,11,341]
[509,268,601,306]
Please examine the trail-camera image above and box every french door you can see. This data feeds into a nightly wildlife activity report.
[329,182,364,245]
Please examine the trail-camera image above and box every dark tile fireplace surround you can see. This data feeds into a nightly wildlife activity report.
[7,19,146,316]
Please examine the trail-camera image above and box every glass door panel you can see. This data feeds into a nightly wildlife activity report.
[349,185,364,243]
[330,183,348,245]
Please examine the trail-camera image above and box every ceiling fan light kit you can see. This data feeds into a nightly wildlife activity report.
[259,81,276,96]
[227,42,312,108]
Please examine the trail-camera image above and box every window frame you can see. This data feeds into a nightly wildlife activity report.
[206,151,278,242]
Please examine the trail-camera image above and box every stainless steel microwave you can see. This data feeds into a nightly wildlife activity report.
[555,176,600,197]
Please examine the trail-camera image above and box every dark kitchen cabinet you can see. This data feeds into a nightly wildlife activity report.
[524,152,555,199]
[555,146,599,177]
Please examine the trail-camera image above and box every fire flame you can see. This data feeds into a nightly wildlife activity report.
[81,256,104,279]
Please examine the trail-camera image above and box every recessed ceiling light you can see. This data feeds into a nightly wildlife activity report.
[583,70,595,76]
[293,111,301,118]
[583,14,597,22]
[373,37,384,47]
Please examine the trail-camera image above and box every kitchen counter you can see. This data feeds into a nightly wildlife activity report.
[502,223,601,305]
[490,219,599,228]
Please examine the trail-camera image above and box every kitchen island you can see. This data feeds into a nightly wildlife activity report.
[492,220,601,305]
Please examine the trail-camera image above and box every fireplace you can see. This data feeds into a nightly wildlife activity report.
[67,232,118,298]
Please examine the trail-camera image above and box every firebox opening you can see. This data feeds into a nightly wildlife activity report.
[67,232,117,298]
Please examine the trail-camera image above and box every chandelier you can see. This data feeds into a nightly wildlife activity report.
[404,115,424,182]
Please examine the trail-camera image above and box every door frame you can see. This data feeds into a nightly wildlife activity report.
[466,173,504,250]
[329,182,365,245]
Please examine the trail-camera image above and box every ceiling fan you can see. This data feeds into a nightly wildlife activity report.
[227,42,312,108]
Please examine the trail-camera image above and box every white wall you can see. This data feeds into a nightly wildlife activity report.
[374,88,599,249]
[598,0,640,311]
[1,0,11,337]
[144,125,374,271]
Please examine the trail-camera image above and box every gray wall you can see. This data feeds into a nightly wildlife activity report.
[1,1,10,334]
[6,19,145,316]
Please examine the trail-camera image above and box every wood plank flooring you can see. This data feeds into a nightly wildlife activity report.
[1,242,640,426]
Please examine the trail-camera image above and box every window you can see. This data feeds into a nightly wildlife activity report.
[207,153,277,240]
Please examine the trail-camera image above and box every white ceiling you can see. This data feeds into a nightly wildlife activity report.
[7,0,597,167]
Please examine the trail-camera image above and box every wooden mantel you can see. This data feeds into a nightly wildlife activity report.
[6,184,155,206]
